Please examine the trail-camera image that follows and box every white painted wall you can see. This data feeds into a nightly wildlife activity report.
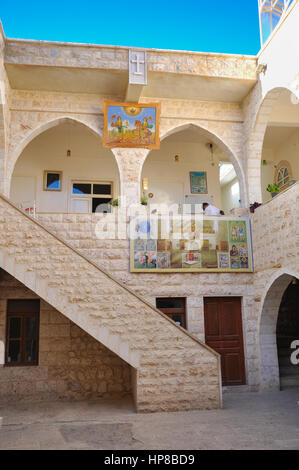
[10,122,120,213]
[261,148,275,202]
[261,129,299,202]
[142,141,223,208]
[258,1,299,98]
[221,178,240,214]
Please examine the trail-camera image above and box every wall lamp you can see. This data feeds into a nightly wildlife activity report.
[142,178,149,192]
[256,63,267,75]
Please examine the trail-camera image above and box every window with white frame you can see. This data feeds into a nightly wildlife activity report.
[70,181,113,213]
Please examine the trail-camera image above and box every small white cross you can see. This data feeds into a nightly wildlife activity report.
[131,54,145,76]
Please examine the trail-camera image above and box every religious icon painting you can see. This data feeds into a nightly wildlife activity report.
[134,251,157,269]
[146,239,157,252]
[217,252,230,269]
[157,253,170,269]
[103,101,161,149]
[182,252,201,267]
[240,257,249,269]
[190,172,208,194]
[228,221,247,243]
[157,240,172,252]
[134,239,147,251]
[230,257,240,269]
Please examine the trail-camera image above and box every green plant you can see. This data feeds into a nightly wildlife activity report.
[266,184,280,194]
[140,196,148,206]
[109,198,119,207]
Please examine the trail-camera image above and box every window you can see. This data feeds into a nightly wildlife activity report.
[5,300,40,367]
[231,182,240,196]
[156,298,186,329]
[70,180,113,213]
[275,161,293,190]
[43,171,62,191]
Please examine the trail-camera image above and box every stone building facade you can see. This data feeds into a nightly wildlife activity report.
[0,2,298,412]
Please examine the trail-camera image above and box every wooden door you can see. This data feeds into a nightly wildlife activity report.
[204,297,246,386]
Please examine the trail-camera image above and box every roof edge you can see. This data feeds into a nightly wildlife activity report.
[5,35,257,60]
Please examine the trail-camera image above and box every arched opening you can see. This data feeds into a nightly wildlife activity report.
[277,279,299,389]
[259,273,299,391]
[141,124,244,214]
[0,267,134,406]
[260,88,299,203]
[9,119,120,214]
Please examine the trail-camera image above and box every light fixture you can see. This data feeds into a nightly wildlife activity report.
[256,63,267,75]
[142,178,149,192]
[174,155,180,162]
[66,122,72,157]
[207,143,215,167]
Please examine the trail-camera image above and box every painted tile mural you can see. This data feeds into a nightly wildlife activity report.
[130,216,253,273]
[103,101,160,149]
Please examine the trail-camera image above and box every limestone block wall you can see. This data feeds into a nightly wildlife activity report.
[5,90,248,205]
[0,270,131,404]
[0,195,221,412]
[0,23,11,194]
[4,39,256,79]
[251,183,299,390]
[252,183,299,275]
[35,212,257,390]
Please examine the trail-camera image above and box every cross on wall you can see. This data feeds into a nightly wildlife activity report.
[131,53,145,76]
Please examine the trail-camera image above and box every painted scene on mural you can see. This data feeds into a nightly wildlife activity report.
[131,216,253,273]
[103,102,160,149]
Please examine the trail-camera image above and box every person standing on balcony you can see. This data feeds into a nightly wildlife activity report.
[203,203,223,216]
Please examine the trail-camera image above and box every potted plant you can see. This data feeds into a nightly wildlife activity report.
[140,196,148,206]
[266,184,280,198]
[109,198,119,207]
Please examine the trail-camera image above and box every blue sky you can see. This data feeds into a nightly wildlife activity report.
[0,0,261,55]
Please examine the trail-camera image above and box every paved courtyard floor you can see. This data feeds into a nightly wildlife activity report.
[0,389,298,450]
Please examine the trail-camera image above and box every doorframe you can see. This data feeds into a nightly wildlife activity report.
[203,296,247,387]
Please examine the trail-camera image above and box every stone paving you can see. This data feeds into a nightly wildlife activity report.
[0,389,298,450]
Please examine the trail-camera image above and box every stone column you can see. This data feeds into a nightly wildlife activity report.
[0,24,6,195]
[113,148,149,207]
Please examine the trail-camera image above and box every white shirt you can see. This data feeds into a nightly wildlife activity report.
[204,204,221,215]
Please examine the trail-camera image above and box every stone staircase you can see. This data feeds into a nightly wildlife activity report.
[0,194,221,412]
[279,344,299,390]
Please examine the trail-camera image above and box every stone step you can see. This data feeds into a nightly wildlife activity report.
[280,376,299,389]
[279,366,299,377]
[279,356,295,366]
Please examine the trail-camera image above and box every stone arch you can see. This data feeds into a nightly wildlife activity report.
[259,269,299,391]
[247,86,299,204]
[140,121,248,208]
[6,116,121,198]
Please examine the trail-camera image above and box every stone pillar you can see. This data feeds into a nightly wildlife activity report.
[113,148,149,207]
[259,274,292,391]
[0,23,6,195]
[246,88,282,204]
